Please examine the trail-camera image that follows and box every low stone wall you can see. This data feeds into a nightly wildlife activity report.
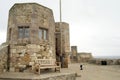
[0,72,76,80]
[89,59,120,65]
[116,59,120,65]
[41,73,76,80]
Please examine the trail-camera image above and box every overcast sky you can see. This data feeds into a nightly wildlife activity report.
[0,0,120,57]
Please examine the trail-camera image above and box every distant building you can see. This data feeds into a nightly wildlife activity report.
[77,52,93,62]
[70,46,93,63]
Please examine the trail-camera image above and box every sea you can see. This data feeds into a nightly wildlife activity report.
[94,56,120,59]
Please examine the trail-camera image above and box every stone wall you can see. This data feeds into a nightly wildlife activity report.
[116,59,120,65]
[0,43,8,73]
[10,44,54,71]
[89,59,120,65]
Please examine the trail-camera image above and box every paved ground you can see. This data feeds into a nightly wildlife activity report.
[0,63,120,80]
[64,63,120,80]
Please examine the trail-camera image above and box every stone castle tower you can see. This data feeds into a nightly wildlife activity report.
[4,3,70,71]
[55,22,70,67]
[71,46,78,62]
[7,3,56,70]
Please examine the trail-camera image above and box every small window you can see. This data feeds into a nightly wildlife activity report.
[24,27,29,38]
[43,29,47,40]
[39,28,48,40]
[18,27,24,38]
[38,29,42,39]
[18,26,29,38]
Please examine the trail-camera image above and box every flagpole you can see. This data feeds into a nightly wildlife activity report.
[59,0,62,22]
[59,0,63,67]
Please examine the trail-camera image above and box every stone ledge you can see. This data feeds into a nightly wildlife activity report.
[0,72,76,80]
